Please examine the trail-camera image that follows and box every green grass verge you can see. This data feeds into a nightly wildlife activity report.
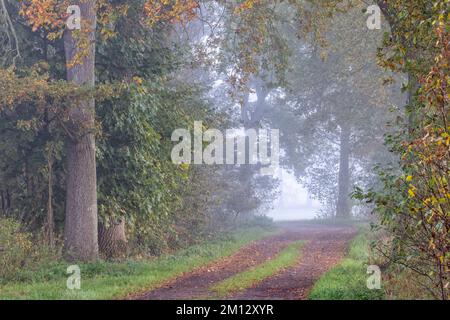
[0,227,276,300]
[308,228,384,300]
[278,218,369,227]
[209,240,305,298]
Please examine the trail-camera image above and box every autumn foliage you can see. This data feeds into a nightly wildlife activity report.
[363,2,449,299]
[143,0,199,26]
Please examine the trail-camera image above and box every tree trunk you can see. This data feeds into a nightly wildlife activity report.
[238,79,268,217]
[98,219,127,260]
[0,190,6,214]
[63,0,99,262]
[336,126,351,219]
[46,145,54,249]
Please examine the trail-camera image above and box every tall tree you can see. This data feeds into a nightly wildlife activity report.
[63,0,99,261]
[336,125,350,218]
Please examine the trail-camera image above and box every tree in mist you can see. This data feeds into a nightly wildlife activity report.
[266,3,404,218]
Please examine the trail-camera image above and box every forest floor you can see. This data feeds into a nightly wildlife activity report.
[130,222,359,300]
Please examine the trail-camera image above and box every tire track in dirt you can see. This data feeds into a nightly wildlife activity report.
[130,222,357,300]
[230,223,357,300]
[130,231,300,300]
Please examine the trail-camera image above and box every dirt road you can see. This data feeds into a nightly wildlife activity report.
[131,222,357,300]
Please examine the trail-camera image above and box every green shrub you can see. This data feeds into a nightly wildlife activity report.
[236,215,275,230]
[0,218,33,282]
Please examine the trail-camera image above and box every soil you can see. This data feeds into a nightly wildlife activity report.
[130,222,358,300]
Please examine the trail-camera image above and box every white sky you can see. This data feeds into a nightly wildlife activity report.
[267,169,321,221]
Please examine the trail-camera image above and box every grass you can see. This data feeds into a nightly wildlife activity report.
[0,226,276,300]
[209,240,305,298]
[280,218,370,226]
[308,228,384,300]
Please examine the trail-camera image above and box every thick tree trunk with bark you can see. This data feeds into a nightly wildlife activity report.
[63,0,99,262]
[336,126,351,219]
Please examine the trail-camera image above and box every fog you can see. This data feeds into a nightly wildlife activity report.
[267,170,322,221]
